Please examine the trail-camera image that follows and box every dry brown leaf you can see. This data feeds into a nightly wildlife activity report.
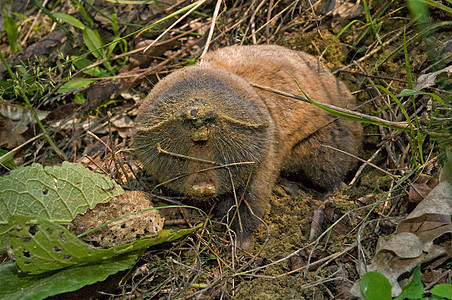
[352,182,452,297]
[333,2,364,19]
[408,182,432,203]
[397,213,452,251]
[377,232,423,258]
[111,115,134,139]
[0,101,49,123]
[0,101,49,147]
[51,116,107,134]
[407,182,452,218]
[414,65,452,91]
[71,191,164,247]
[369,242,447,296]
[439,153,452,183]
[0,115,26,148]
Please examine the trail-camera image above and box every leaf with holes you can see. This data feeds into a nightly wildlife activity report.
[0,255,138,300]
[8,215,202,274]
[0,162,124,253]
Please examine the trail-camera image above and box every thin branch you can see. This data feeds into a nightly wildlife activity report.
[249,82,411,130]
[143,0,207,53]
[199,0,223,61]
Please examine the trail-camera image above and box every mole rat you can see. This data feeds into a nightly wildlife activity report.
[133,45,362,248]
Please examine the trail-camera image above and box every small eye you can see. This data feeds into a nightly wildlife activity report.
[190,108,198,117]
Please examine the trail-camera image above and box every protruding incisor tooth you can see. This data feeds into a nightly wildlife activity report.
[190,185,204,197]
[190,183,216,197]
[204,183,216,196]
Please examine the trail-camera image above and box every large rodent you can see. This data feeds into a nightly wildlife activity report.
[133,45,362,248]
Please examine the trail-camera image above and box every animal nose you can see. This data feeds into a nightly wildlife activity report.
[180,107,216,124]
[178,106,217,142]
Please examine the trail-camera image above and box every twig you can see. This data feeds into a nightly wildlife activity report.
[254,2,297,37]
[0,133,45,164]
[249,82,410,130]
[249,1,267,44]
[165,0,190,12]
[266,0,274,43]
[199,0,223,61]
[87,130,113,152]
[337,69,408,83]
[350,146,383,185]
[321,144,396,179]
[143,0,207,53]
[23,0,49,46]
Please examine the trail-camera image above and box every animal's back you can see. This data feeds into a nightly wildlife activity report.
[202,45,361,190]
[202,46,355,145]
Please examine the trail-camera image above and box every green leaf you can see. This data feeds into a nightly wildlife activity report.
[56,79,95,93]
[0,148,17,169]
[8,215,202,274]
[107,37,123,59]
[3,9,21,55]
[360,272,392,300]
[0,255,138,300]
[53,13,85,30]
[111,13,118,36]
[72,0,93,27]
[395,266,424,300]
[83,28,105,60]
[431,284,452,298]
[73,93,86,104]
[0,162,124,252]
[82,28,115,74]
[400,89,445,104]
[72,57,110,77]
[418,0,452,14]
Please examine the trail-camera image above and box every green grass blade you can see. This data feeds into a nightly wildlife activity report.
[372,84,414,130]
[53,12,85,30]
[418,0,452,14]
[403,29,424,164]
[374,21,452,70]
[3,9,21,55]
[319,20,365,61]
[399,89,445,104]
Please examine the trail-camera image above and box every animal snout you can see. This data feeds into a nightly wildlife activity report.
[178,105,217,142]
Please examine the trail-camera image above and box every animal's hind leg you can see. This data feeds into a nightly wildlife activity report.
[281,118,361,192]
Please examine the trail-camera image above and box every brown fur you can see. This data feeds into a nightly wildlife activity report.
[133,45,362,248]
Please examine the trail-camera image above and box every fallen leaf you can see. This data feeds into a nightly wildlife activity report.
[408,182,432,203]
[352,182,452,297]
[376,232,423,259]
[333,2,364,19]
[397,213,452,251]
[0,115,25,148]
[71,191,164,247]
[407,182,452,218]
[414,65,452,91]
[0,101,50,147]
